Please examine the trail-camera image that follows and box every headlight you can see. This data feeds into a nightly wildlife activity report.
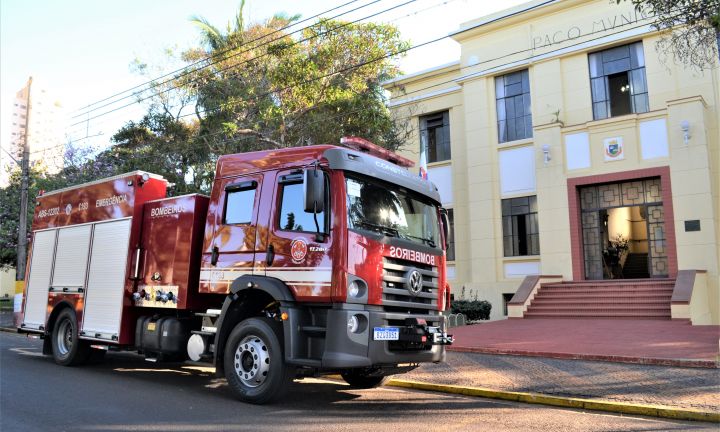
[346,277,367,302]
[347,315,360,333]
[348,281,361,298]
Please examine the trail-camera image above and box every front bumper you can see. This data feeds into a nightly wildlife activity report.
[319,304,452,369]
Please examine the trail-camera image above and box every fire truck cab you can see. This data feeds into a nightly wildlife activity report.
[19,137,452,404]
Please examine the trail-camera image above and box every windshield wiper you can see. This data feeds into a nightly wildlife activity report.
[355,220,399,237]
[401,233,436,248]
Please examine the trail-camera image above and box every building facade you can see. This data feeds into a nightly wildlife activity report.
[0,78,65,187]
[385,0,719,323]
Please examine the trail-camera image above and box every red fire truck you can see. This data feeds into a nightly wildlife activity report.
[18,137,452,404]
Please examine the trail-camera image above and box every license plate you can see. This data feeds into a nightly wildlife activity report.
[373,327,399,341]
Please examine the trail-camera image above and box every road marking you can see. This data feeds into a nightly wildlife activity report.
[9,347,43,357]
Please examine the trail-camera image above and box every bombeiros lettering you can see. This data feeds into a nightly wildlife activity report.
[388,246,436,266]
[150,205,183,217]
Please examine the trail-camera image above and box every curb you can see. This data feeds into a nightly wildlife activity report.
[385,379,720,423]
[0,326,18,334]
[448,346,719,369]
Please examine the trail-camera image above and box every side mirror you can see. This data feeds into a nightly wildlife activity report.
[440,208,450,250]
[303,168,325,213]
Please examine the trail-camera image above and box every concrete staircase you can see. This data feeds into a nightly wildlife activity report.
[525,279,675,320]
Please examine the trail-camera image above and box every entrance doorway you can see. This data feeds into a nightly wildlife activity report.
[579,178,668,280]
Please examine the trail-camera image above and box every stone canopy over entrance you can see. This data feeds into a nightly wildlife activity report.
[579,178,667,279]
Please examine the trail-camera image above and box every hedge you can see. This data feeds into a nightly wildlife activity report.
[450,300,492,321]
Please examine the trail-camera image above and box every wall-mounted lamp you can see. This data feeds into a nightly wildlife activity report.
[542,144,551,165]
[680,120,691,145]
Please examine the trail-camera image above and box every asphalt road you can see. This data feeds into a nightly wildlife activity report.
[0,332,714,432]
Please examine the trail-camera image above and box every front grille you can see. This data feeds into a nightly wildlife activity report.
[382,257,440,318]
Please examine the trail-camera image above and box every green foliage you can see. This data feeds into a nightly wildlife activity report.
[0,145,106,268]
[451,300,492,321]
[617,0,719,70]
[0,5,413,270]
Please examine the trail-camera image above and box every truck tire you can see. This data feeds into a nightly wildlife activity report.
[340,370,387,389]
[223,317,293,404]
[51,308,90,366]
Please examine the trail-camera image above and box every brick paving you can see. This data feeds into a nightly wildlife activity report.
[403,351,720,412]
[448,319,720,366]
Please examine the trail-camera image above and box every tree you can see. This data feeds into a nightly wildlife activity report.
[0,142,104,268]
[618,0,720,70]
[182,8,411,153]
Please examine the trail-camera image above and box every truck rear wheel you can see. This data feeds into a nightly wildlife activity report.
[223,317,293,404]
[51,308,90,366]
[341,370,387,389]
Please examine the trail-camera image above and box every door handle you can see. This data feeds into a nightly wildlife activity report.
[211,246,219,266]
[266,244,275,266]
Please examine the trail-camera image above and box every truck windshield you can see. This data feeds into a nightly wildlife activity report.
[346,176,440,248]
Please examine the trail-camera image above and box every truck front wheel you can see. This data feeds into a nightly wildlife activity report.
[51,308,90,366]
[223,317,293,404]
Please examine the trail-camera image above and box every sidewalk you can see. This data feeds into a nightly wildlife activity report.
[447,319,720,367]
[401,350,720,413]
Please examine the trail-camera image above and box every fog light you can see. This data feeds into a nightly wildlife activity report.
[347,315,360,333]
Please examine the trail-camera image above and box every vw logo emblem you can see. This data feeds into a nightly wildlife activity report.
[406,269,423,295]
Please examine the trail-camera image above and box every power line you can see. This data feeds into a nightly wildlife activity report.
[57,9,661,162]
[64,0,462,141]
[64,0,464,142]
[70,0,420,125]
[385,16,661,100]
[70,0,387,119]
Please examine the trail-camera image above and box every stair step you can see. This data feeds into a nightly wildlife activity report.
[524,313,670,320]
[535,289,673,296]
[524,310,671,316]
[528,305,670,312]
[530,299,670,305]
[541,279,675,287]
[535,291,672,297]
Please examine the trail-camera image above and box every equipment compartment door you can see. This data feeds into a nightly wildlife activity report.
[22,230,57,329]
[81,218,131,340]
[51,225,92,291]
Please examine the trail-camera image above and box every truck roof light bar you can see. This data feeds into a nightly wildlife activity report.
[340,136,415,168]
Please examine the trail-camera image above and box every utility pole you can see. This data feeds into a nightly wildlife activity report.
[16,76,32,281]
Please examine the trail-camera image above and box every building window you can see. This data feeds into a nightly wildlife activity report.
[495,69,532,143]
[446,208,455,261]
[224,185,256,224]
[502,195,539,257]
[589,42,648,120]
[419,111,450,163]
[278,181,326,232]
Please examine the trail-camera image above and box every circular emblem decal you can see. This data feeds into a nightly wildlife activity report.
[406,269,423,295]
[290,238,308,263]
[65,203,72,215]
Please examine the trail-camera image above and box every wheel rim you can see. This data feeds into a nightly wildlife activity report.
[233,334,270,388]
[56,319,73,356]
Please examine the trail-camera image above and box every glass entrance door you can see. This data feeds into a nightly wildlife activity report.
[579,178,667,279]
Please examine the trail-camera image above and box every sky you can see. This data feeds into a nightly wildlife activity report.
[0,0,528,154]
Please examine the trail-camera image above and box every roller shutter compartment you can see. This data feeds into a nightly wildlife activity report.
[82,219,132,340]
[51,225,92,290]
[23,230,57,329]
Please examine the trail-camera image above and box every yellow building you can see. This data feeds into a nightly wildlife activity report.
[385,0,719,324]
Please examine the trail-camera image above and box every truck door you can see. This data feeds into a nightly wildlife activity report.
[200,174,263,294]
[261,169,333,302]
